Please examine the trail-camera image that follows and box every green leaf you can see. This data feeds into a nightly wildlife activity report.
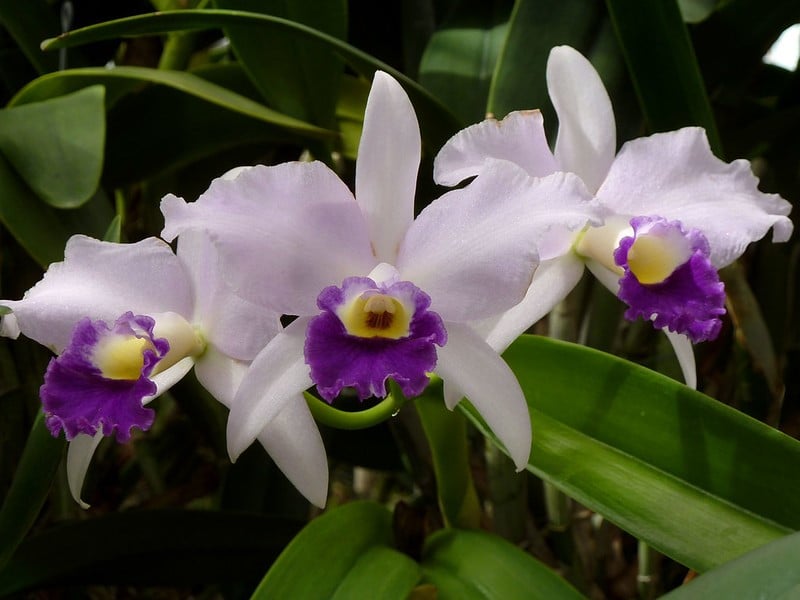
[488,0,604,119]
[415,384,481,529]
[661,530,800,599]
[10,66,333,141]
[605,0,722,151]
[330,547,420,600]
[421,528,585,599]
[0,510,302,594]
[0,153,74,266]
[462,335,800,573]
[0,85,104,208]
[677,0,718,24]
[213,0,346,129]
[0,0,60,74]
[418,1,511,124]
[253,501,419,599]
[39,9,462,150]
[0,414,65,574]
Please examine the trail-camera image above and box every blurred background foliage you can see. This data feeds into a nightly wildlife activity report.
[0,0,798,598]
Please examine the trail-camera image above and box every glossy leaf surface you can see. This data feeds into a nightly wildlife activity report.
[462,335,800,572]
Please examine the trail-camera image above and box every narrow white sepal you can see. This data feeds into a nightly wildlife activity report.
[664,330,698,390]
[226,317,313,461]
[66,432,104,509]
[435,321,532,470]
[256,396,329,508]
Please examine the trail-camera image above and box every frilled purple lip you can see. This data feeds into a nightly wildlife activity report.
[614,216,726,343]
[304,277,447,401]
[40,312,170,443]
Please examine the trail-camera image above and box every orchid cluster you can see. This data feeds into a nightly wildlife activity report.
[0,46,791,508]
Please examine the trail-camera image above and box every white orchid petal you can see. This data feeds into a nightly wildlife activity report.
[66,432,103,509]
[257,396,329,508]
[435,321,532,470]
[586,259,622,295]
[547,45,616,192]
[483,254,586,353]
[177,232,280,360]
[194,346,249,407]
[4,236,193,352]
[0,313,19,339]
[227,317,313,460]
[597,127,793,267]
[434,110,559,185]
[664,330,697,389]
[147,356,195,403]
[355,71,420,264]
[161,162,376,315]
[399,162,595,322]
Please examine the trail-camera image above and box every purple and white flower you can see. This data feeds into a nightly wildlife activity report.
[1,233,329,507]
[434,45,793,388]
[161,71,598,470]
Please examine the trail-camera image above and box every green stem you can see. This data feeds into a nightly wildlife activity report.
[304,390,406,430]
[415,378,481,529]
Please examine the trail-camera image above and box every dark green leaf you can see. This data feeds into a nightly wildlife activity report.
[462,335,800,572]
[0,414,65,573]
[605,0,722,151]
[418,1,512,124]
[10,66,333,140]
[0,0,60,74]
[0,153,74,266]
[422,528,585,599]
[0,510,302,594]
[213,0,347,129]
[330,546,421,600]
[40,9,462,150]
[0,85,104,208]
[488,0,604,120]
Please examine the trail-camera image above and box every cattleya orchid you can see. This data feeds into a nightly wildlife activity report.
[161,71,599,469]
[434,45,793,388]
[0,233,328,507]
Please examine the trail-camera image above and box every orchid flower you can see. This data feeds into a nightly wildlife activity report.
[1,232,329,507]
[161,71,598,470]
[434,45,793,388]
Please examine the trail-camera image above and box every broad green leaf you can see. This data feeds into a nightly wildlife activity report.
[0,153,74,266]
[10,66,333,140]
[40,9,462,150]
[488,0,604,120]
[421,528,585,599]
[605,0,722,151]
[661,530,800,599]
[213,0,346,129]
[0,85,104,208]
[330,547,420,600]
[418,0,512,124]
[462,335,800,572]
[0,510,302,594]
[0,414,65,573]
[253,501,418,599]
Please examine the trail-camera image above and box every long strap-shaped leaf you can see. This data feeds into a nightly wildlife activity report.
[462,335,800,573]
[40,9,463,151]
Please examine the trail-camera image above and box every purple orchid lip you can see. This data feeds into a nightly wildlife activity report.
[304,276,447,402]
[614,216,726,343]
[41,312,170,442]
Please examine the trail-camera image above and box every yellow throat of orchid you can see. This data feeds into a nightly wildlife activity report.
[94,335,153,380]
[341,293,412,339]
